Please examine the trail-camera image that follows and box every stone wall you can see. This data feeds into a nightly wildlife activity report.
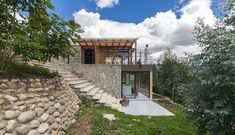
[0,77,80,135]
[76,64,122,98]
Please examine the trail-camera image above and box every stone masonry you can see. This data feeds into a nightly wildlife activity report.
[0,77,80,135]
[76,64,122,98]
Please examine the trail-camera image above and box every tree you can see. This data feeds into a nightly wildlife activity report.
[155,49,192,103]
[185,0,235,134]
[0,0,82,69]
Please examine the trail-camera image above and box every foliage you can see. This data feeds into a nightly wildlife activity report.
[155,49,192,103]
[67,102,194,135]
[0,0,82,70]
[0,61,58,78]
[185,0,235,134]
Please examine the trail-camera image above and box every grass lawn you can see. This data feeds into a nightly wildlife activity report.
[66,100,195,135]
[0,61,58,78]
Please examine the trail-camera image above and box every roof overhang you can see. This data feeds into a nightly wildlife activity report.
[77,38,138,49]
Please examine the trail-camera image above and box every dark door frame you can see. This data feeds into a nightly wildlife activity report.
[84,49,95,64]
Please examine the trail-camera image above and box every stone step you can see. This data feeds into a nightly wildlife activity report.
[111,104,123,111]
[104,94,113,106]
[80,85,96,93]
[87,87,99,96]
[64,78,83,82]
[63,74,77,78]
[68,80,87,85]
[99,93,107,104]
[92,90,104,100]
[73,83,90,89]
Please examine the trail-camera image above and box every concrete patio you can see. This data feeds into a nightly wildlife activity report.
[122,93,174,116]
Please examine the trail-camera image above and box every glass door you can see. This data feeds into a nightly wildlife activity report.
[122,72,136,98]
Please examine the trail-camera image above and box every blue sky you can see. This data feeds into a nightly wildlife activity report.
[51,0,221,57]
[52,0,221,23]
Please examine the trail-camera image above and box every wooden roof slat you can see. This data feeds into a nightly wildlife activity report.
[77,38,137,48]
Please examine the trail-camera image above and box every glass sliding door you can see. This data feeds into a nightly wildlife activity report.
[121,72,136,98]
[140,72,150,97]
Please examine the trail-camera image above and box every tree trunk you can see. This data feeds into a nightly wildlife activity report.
[1,1,18,70]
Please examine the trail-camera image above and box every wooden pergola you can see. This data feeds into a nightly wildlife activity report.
[77,38,138,64]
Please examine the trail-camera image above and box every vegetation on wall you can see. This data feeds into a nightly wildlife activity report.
[0,0,82,70]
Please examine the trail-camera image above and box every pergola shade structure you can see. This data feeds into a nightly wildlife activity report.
[78,38,138,64]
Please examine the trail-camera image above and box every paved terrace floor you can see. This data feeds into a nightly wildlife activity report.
[122,93,174,116]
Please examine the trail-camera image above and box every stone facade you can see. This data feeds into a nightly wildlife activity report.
[76,64,122,98]
[0,77,80,135]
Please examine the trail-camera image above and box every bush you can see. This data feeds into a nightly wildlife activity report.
[185,0,235,134]
[155,49,192,103]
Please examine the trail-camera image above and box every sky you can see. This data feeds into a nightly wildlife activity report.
[52,0,221,58]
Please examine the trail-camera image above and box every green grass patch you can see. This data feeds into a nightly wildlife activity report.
[0,61,58,78]
[69,101,195,135]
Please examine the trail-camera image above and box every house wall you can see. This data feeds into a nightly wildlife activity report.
[76,64,122,98]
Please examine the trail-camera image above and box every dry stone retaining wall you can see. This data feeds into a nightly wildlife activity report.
[76,64,122,98]
[0,77,80,135]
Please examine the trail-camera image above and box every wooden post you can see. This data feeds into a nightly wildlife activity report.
[149,71,153,99]
[135,40,137,64]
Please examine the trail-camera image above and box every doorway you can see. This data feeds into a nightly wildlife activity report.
[84,49,95,64]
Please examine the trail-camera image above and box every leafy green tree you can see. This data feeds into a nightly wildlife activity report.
[0,0,82,69]
[185,0,235,134]
[155,49,192,103]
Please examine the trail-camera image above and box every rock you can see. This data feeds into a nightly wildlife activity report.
[58,107,65,113]
[27,130,40,135]
[0,99,5,105]
[4,111,19,119]
[53,112,60,117]
[5,120,17,132]
[17,111,35,123]
[0,83,8,89]
[7,81,17,89]
[29,104,36,110]
[15,101,25,106]
[40,113,49,122]
[51,123,58,130]
[17,94,27,100]
[53,103,61,109]
[48,96,55,101]
[16,125,31,135]
[71,119,76,123]
[54,118,61,123]
[35,107,44,116]
[3,104,12,110]
[29,120,40,129]
[0,121,6,129]
[17,82,27,89]
[59,99,66,105]
[4,95,18,102]
[37,123,49,133]
[51,130,57,135]
[102,114,117,121]
[0,130,6,135]
[46,127,52,134]
[43,103,51,111]
[47,107,56,115]
[19,106,27,111]
[47,116,54,124]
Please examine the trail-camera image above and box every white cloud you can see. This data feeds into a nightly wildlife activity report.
[95,0,119,8]
[73,0,216,59]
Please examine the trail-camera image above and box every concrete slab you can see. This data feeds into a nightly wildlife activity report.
[122,93,174,116]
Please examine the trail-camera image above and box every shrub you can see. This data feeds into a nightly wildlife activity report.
[185,0,235,134]
[155,49,192,103]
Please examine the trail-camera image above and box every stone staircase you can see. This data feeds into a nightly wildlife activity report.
[35,62,123,112]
